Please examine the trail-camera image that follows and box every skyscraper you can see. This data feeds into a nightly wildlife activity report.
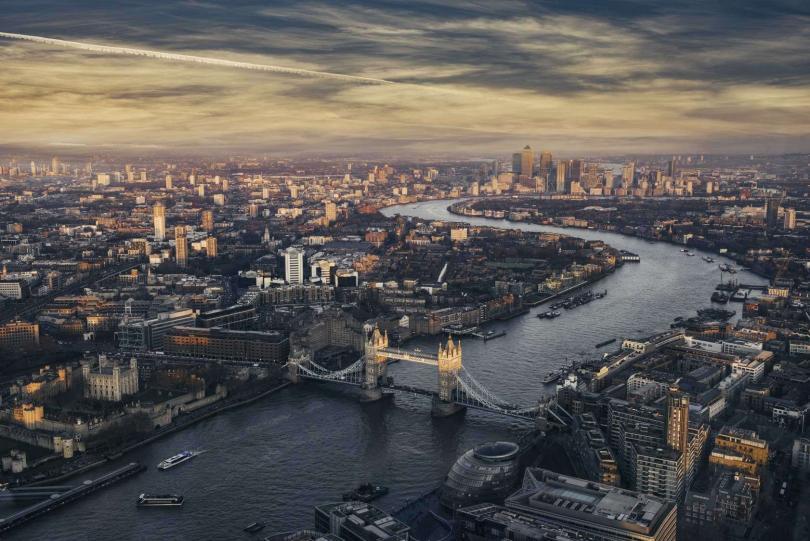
[569,159,583,181]
[784,208,797,230]
[51,156,60,174]
[324,201,337,223]
[206,236,218,258]
[201,210,214,232]
[622,161,636,186]
[554,162,566,193]
[153,203,166,242]
[175,226,188,268]
[284,246,304,285]
[666,385,689,454]
[165,174,173,190]
[766,196,782,229]
[538,151,552,177]
[519,145,534,178]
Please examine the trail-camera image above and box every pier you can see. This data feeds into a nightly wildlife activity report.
[0,462,145,534]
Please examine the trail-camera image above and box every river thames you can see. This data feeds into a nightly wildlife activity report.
[6,199,767,540]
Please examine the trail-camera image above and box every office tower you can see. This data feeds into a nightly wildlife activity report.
[197,184,206,197]
[289,185,299,199]
[175,226,188,268]
[201,210,214,232]
[666,386,689,454]
[622,161,636,186]
[30,161,36,175]
[324,201,337,223]
[666,159,676,178]
[569,159,583,181]
[284,246,304,285]
[519,145,534,178]
[51,156,60,174]
[165,175,173,190]
[511,152,522,176]
[765,196,782,229]
[206,236,218,258]
[470,181,480,196]
[554,162,566,192]
[784,208,796,230]
[248,203,259,218]
[221,177,229,191]
[153,203,166,241]
[538,150,552,177]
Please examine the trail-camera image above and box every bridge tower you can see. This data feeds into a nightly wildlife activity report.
[432,335,465,417]
[286,346,311,384]
[362,327,389,401]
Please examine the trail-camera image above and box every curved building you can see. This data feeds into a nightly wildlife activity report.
[440,441,521,510]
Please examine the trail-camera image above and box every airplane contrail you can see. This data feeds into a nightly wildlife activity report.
[0,31,397,85]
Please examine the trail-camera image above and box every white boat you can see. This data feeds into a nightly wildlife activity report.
[157,450,198,470]
[137,493,184,507]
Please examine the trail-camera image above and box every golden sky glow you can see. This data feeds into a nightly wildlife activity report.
[1,1,809,156]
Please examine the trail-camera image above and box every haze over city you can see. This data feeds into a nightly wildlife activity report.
[2,0,809,156]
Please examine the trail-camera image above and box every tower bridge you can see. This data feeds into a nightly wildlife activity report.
[287,328,572,426]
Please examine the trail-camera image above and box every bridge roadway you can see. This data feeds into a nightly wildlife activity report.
[299,374,540,422]
[0,462,145,534]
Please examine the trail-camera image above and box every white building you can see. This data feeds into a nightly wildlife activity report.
[284,246,305,285]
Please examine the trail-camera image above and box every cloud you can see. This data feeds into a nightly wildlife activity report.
[0,0,808,155]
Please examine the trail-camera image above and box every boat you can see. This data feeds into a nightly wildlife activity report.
[685,252,695,257]
[244,522,266,533]
[681,248,689,252]
[703,256,714,263]
[537,311,561,319]
[711,291,729,304]
[730,290,748,302]
[483,330,507,341]
[157,450,197,470]
[342,483,389,503]
[595,338,617,348]
[137,494,184,507]
[542,370,562,384]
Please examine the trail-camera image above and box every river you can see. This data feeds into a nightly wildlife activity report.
[6,199,767,540]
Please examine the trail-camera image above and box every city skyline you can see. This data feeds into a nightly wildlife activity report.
[2,0,809,156]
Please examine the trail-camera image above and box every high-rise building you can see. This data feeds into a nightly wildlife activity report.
[165,174,173,190]
[153,203,166,242]
[51,156,60,174]
[766,196,782,229]
[538,150,552,177]
[554,162,566,192]
[201,210,214,232]
[324,201,337,223]
[284,246,304,285]
[519,145,534,178]
[666,159,677,178]
[622,161,636,186]
[569,159,583,181]
[175,226,188,268]
[248,203,259,218]
[784,207,796,230]
[206,236,218,258]
[666,385,689,454]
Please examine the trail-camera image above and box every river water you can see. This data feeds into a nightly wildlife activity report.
[7,199,767,540]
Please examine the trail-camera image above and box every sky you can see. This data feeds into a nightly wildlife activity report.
[1,0,809,157]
